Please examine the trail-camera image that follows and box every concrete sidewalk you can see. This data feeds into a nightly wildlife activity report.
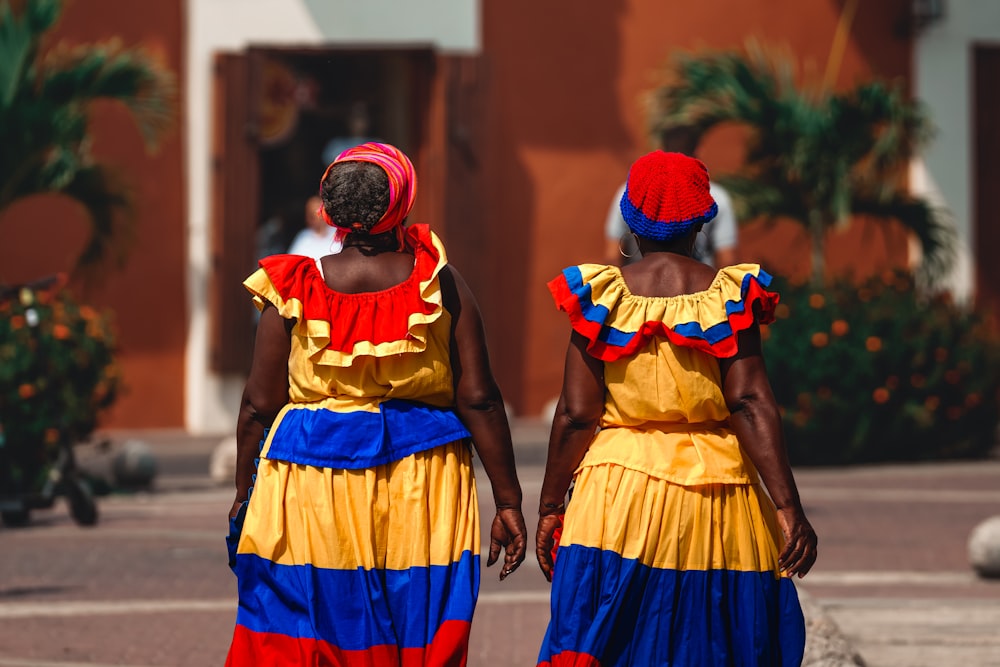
[4,423,999,666]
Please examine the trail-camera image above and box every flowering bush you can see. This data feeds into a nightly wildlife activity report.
[0,278,119,493]
[763,271,1000,465]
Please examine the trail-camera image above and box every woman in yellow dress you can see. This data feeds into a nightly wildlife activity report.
[225,142,527,665]
[536,150,817,666]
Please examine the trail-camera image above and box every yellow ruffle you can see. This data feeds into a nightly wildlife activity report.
[563,461,784,574]
[573,262,772,336]
[580,424,759,486]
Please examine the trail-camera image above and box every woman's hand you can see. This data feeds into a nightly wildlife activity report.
[228,498,246,520]
[776,506,818,578]
[488,507,527,581]
[535,512,564,583]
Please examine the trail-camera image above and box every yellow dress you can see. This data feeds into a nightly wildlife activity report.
[538,263,805,667]
[225,224,480,666]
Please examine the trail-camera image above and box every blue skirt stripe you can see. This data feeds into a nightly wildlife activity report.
[267,399,471,469]
[233,550,480,651]
[540,545,804,667]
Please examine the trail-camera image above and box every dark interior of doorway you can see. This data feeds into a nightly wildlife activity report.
[254,49,421,258]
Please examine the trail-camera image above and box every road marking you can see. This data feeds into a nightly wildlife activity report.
[477,590,550,604]
[798,487,1000,503]
[0,598,235,619]
[800,570,981,586]
[0,588,552,620]
[0,570,983,621]
[0,659,152,667]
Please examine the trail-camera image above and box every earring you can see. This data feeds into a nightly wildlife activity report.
[619,232,639,259]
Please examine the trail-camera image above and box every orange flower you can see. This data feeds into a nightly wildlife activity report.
[944,370,961,384]
[18,384,35,399]
[911,373,926,388]
[797,392,812,409]
[857,288,873,302]
[811,332,829,348]
[830,319,849,336]
[760,324,770,341]
[10,315,25,329]
[885,375,899,390]
[965,393,981,408]
[774,304,791,319]
[934,347,949,363]
[809,293,826,309]
[52,324,71,340]
[80,306,98,320]
[872,387,890,404]
[817,386,832,400]
[44,428,60,444]
[924,396,940,411]
[946,406,963,420]
[865,336,882,352]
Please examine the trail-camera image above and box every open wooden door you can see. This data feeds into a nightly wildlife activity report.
[974,45,1000,325]
[209,51,261,374]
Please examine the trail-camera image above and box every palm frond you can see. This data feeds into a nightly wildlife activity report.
[39,41,176,150]
[851,194,955,286]
[713,175,807,223]
[646,44,950,287]
[0,0,60,104]
[60,163,134,276]
[837,82,935,196]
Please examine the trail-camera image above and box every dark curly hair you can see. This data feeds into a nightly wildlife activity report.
[319,161,391,233]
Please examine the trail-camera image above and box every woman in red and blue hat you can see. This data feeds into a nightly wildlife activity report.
[224,142,527,665]
[537,150,817,666]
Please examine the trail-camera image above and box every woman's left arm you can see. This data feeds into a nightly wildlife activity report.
[439,266,527,581]
[230,303,292,518]
[536,330,605,582]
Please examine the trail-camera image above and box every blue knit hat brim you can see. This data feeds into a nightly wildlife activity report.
[620,192,718,242]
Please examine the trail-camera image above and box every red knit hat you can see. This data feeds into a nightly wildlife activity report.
[619,151,717,241]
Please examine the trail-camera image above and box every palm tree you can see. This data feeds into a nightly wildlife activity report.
[0,0,175,280]
[647,40,953,287]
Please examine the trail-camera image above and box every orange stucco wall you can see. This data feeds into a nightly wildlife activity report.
[0,0,187,428]
[472,0,914,416]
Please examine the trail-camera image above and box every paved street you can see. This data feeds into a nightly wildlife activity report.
[0,425,998,666]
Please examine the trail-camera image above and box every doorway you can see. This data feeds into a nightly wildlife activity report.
[210,46,436,373]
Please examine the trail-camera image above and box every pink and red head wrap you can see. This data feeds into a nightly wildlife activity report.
[620,150,717,242]
[318,142,417,243]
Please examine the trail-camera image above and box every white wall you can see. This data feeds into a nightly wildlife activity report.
[184,0,479,433]
[914,1,1000,301]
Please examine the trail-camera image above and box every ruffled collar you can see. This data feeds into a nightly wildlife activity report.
[244,223,448,366]
[547,263,778,360]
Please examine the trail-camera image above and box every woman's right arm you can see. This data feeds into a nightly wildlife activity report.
[719,317,818,578]
[231,303,291,518]
[535,330,605,582]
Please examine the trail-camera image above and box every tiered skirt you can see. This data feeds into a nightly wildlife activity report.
[226,440,480,666]
[537,462,805,667]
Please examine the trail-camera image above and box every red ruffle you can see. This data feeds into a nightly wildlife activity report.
[258,224,442,353]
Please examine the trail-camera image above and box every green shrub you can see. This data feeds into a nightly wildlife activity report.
[0,278,119,493]
[763,271,1000,465]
